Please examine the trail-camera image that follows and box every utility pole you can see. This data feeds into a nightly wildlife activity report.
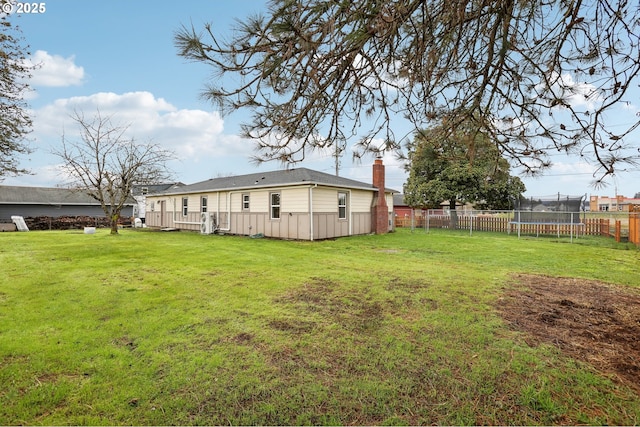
[334,141,345,176]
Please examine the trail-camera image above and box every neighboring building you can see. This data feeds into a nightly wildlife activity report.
[589,195,640,212]
[393,194,459,219]
[0,185,135,220]
[394,194,413,220]
[131,183,184,223]
[393,194,425,228]
[393,194,433,218]
[145,160,397,240]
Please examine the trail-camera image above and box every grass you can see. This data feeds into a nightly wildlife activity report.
[0,228,639,425]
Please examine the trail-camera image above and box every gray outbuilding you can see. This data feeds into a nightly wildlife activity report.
[0,185,135,220]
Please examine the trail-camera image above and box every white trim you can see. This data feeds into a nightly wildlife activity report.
[309,184,317,241]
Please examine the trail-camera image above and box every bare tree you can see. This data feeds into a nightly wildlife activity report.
[175,0,640,184]
[0,15,34,178]
[54,110,175,234]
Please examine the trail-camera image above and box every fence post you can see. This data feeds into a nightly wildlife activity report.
[410,209,415,233]
[615,220,621,242]
[426,210,430,233]
[570,213,573,243]
[630,213,640,246]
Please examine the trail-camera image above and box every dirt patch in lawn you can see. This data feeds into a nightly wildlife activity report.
[273,277,384,332]
[498,273,640,394]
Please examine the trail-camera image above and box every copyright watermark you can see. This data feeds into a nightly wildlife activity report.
[2,2,47,14]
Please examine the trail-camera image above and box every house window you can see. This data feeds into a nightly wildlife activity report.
[270,192,281,219]
[201,196,208,213]
[150,202,155,212]
[242,194,250,211]
[182,197,188,216]
[141,187,148,195]
[338,192,347,220]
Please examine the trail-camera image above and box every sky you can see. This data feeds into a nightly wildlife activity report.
[3,1,640,199]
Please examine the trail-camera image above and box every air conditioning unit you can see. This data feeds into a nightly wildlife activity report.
[200,212,218,235]
[200,212,211,234]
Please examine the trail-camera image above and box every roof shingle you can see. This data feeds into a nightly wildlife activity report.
[156,168,397,195]
[0,186,134,205]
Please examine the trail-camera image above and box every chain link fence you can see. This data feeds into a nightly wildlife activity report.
[395,209,636,243]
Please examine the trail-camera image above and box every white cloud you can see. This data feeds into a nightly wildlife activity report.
[521,159,601,196]
[32,91,239,160]
[27,50,85,87]
[550,160,594,175]
[0,163,70,188]
[619,100,640,115]
[343,141,407,191]
[530,72,602,113]
[558,73,602,110]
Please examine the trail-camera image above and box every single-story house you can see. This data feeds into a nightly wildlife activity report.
[131,182,184,222]
[0,185,135,220]
[145,160,397,240]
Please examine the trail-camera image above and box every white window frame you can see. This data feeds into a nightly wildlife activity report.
[270,192,281,220]
[201,196,208,213]
[338,192,347,220]
[242,193,250,211]
[182,197,188,216]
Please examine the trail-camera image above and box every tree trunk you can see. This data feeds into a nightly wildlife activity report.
[110,213,119,234]
[449,198,458,229]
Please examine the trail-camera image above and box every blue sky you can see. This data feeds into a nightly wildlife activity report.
[4,1,640,199]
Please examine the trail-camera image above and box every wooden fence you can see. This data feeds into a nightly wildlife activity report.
[395,209,639,245]
[395,213,611,236]
[630,213,640,246]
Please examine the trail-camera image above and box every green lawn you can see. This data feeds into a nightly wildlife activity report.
[0,228,638,425]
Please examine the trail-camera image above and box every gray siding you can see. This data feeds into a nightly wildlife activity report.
[312,213,346,240]
[352,212,373,236]
[173,211,203,232]
[230,212,310,240]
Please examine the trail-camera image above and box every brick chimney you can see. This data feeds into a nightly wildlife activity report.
[371,158,389,234]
